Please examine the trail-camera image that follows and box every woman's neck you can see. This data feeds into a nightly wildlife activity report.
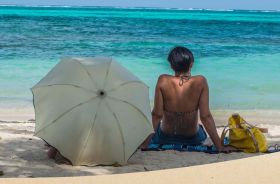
[175,71,190,77]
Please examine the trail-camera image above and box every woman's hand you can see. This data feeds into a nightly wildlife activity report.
[218,145,239,153]
[140,133,155,150]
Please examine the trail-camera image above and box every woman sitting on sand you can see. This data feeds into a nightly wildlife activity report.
[142,46,235,153]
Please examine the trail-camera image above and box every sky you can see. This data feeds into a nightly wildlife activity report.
[1,0,280,10]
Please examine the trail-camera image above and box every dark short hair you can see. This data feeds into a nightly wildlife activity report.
[167,46,194,72]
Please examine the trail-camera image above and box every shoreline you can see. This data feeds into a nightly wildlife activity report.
[1,108,280,126]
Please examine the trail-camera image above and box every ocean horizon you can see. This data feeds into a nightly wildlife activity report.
[1,4,280,12]
[0,6,280,110]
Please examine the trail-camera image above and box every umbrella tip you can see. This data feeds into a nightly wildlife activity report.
[97,90,106,98]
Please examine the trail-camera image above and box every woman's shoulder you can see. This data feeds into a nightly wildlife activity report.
[156,74,173,87]
[190,75,208,88]
[157,74,172,81]
[157,74,207,83]
[192,75,207,82]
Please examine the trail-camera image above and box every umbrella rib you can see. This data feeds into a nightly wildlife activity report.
[34,96,98,136]
[75,60,100,90]
[76,99,101,164]
[102,57,113,90]
[107,96,152,129]
[104,99,126,163]
[107,81,148,93]
[32,84,97,94]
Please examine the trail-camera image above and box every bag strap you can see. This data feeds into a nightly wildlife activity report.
[240,121,255,128]
[245,128,260,152]
[221,125,230,146]
[242,121,268,133]
[221,123,260,153]
[240,118,260,152]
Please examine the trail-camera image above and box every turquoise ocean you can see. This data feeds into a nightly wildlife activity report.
[0,6,280,110]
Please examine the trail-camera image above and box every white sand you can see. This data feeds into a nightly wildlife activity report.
[0,111,280,178]
[1,153,280,184]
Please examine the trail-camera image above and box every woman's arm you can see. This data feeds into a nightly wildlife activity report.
[140,76,165,149]
[198,77,223,151]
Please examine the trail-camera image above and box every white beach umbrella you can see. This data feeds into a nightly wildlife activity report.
[32,57,153,166]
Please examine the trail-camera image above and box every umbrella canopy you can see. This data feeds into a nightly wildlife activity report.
[32,57,153,166]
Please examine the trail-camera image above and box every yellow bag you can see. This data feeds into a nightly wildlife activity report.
[221,113,268,153]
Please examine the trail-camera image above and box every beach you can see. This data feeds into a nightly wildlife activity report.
[1,6,280,179]
[1,110,280,178]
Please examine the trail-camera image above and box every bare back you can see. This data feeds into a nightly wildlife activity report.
[152,74,206,136]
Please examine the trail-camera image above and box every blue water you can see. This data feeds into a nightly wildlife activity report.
[0,6,280,109]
